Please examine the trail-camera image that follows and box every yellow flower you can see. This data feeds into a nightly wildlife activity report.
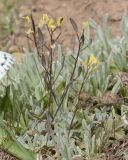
[83,21,89,30]
[57,17,64,27]
[22,16,30,23]
[38,14,49,27]
[48,18,56,30]
[25,28,34,35]
[43,14,49,24]
[86,55,99,66]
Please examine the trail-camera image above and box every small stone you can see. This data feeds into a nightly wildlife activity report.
[72,155,83,160]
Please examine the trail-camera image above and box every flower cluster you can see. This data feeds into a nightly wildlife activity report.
[22,14,64,35]
[22,16,33,35]
[86,55,99,66]
[84,54,99,71]
[38,14,64,30]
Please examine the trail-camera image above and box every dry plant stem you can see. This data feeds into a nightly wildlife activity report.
[31,16,50,91]
[46,77,59,106]
[52,80,73,121]
[31,15,36,47]
[52,29,91,122]
[68,66,89,137]
[53,56,65,85]
[47,29,63,118]
[52,31,90,121]
[54,31,62,42]
[70,32,80,80]
[24,34,33,42]
[52,34,82,121]
[43,46,59,106]
[30,16,84,123]
[47,31,54,117]
[31,15,49,76]
[31,15,58,108]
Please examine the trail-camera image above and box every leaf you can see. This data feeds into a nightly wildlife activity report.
[80,33,85,45]
[0,127,36,160]
[78,66,82,77]
[61,55,65,69]
[31,15,36,34]
[37,27,46,67]
[37,27,44,46]
[70,18,78,32]
[115,129,125,140]
[111,78,121,94]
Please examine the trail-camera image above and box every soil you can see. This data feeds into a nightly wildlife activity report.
[16,0,128,51]
[0,148,19,160]
[0,0,128,59]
